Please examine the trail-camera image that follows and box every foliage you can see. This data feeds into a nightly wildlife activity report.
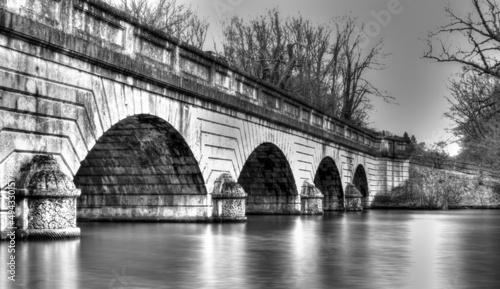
[106,0,209,49]
[218,10,392,127]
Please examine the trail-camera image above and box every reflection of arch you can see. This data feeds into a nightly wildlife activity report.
[238,142,299,214]
[314,157,344,211]
[75,114,207,221]
[352,164,369,207]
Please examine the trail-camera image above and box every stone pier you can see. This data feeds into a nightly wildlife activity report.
[0,0,411,239]
[300,181,324,215]
[212,174,247,222]
[15,155,81,240]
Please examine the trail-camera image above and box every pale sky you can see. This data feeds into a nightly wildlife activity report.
[116,0,478,155]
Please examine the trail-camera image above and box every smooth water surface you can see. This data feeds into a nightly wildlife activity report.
[2,210,500,289]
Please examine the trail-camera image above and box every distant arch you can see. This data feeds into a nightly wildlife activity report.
[238,142,299,214]
[352,164,369,207]
[314,157,344,211]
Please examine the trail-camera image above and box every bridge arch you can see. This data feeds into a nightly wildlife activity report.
[314,157,344,211]
[352,164,369,208]
[237,142,300,214]
[0,0,415,230]
[74,114,208,221]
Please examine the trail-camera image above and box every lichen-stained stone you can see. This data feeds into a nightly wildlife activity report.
[28,198,77,229]
[212,174,247,222]
[300,181,324,215]
[345,183,364,211]
[14,155,81,240]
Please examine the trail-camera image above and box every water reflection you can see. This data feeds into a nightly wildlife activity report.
[0,239,80,289]
[1,210,500,289]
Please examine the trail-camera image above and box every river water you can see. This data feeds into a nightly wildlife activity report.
[2,210,500,289]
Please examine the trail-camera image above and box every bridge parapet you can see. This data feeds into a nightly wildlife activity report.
[0,0,410,158]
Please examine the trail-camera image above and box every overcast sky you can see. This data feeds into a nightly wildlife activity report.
[127,0,477,155]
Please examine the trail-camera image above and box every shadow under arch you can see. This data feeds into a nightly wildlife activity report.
[314,157,344,211]
[74,114,208,221]
[237,142,300,214]
[352,164,369,208]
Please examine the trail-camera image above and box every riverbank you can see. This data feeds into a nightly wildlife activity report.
[371,165,500,210]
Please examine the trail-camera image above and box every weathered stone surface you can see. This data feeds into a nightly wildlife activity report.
[238,143,302,215]
[14,155,81,239]
[345,184,364,211]
[28,198,77,229]
[0,0,412,237]
[345,198,363,211]
[300,181,324,215]
[212,174,247,221]
[372,165,500,209]
[74,114,210,221]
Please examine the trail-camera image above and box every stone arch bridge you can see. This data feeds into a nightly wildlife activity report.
[0,0,410,234]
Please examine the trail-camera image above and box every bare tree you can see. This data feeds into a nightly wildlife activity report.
[447,71,500,168]
[425,0,500,170]
[219,10,391,126]
[220,10,322,91]
[427,141,450,169]
[445,71,500,142]
[424,0,500,77]
[335,19,390,124]
[108,0,209,49]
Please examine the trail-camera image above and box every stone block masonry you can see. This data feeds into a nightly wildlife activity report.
[0,0,411,239]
